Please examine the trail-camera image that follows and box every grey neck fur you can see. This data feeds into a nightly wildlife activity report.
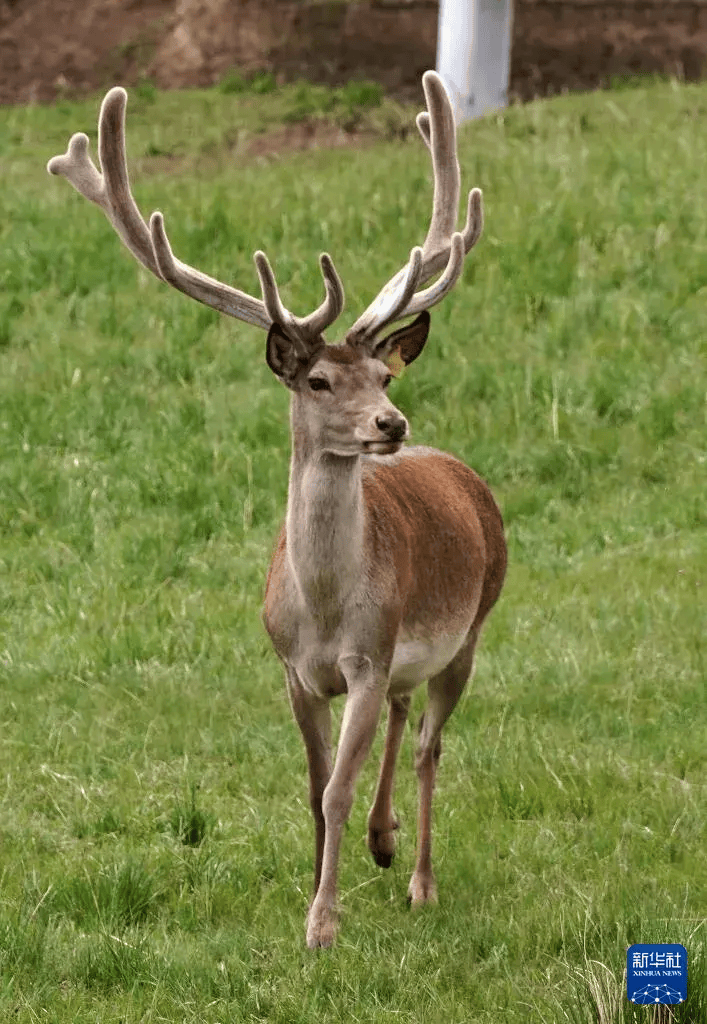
[285,403,366,621]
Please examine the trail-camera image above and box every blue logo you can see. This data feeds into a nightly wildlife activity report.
[627,944,687,1005]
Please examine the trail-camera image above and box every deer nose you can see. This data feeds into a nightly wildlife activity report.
[375,414,407,441]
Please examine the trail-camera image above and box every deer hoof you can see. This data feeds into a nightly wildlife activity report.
[367,815,400,868]
[367,825,398,868]
[407,871,438,907]
[306,900,338,949]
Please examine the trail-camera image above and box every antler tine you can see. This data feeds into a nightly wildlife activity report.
[347,70,483,346]
[254,250,345,353]
[254,250,291,329]
[416,110,431,149]
[303,253,346,338]
[419,70,460,267]
[462,187,484,252]
[417,109,484,263]
[47,88,162,278]
[48,87,345,345]
[401,232,464,318]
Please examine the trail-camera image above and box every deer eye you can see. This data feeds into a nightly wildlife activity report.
[382,374,393,389]
[308,377,331,392]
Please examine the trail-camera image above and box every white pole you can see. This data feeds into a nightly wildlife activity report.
[437,0,514,123]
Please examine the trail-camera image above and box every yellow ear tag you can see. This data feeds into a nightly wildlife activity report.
[385,347,405,378]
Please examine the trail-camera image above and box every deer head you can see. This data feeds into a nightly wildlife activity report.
[47,72,483,427]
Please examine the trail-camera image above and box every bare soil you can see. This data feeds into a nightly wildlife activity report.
[1,0,707,108]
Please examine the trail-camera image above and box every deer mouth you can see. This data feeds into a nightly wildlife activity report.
[362,440,404,455]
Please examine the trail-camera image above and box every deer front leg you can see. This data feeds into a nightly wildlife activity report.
[306,653,386,949]
[284,667,332,895]
[367,694,410,868]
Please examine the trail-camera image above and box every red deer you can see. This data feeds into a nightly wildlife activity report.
[48,71,506,948]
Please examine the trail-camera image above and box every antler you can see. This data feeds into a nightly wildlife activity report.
[47,87,344,351]
[347,70,483,346]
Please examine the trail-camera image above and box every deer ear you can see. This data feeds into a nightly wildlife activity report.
[266,323,306,388]
[373,311,430,372]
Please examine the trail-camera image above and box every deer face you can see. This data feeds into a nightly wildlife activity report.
[266,312,430,457]
[302,347,406,456]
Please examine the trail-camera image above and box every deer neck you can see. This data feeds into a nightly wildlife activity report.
[285,411,365,617]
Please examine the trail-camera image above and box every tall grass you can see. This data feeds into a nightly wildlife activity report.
[0,77,705,1021]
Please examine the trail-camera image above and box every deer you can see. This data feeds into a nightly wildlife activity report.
[48,70,507,949]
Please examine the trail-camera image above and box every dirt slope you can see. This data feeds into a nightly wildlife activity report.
[1,0,706,107]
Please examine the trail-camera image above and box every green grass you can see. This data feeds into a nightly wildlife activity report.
[1,76,706,1021]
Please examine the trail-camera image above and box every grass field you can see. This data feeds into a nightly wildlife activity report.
[1,75,706,1022]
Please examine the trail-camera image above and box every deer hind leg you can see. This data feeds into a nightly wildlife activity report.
[284,667,332,896]
[408,627,479,907]
[367,694,411,868]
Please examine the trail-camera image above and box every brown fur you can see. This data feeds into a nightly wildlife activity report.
[264,448,506,654]
[262,358,507,947]
[362,449,506,632]
[262,450,502,643]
